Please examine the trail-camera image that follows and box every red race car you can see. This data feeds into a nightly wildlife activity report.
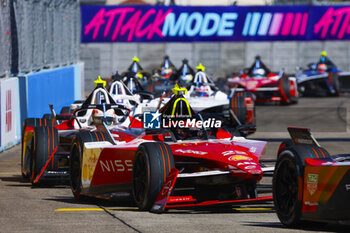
[21,78,130,185]
[228,56,298,104]
[68,88,273,212]
[273,127,350,227]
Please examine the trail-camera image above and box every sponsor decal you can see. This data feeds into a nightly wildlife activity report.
[294,138,313,145]
[161,180,173,195]
[100,160,133,172]
[228,155,252,161]
[304,201,318,206]
[144,111,161,129]
[307,173,318,196]
[175,149,208,155]
[244,165,256,170]
[82,5,350,43]
[249,147,256,153]
[248,169,262,174]
[345,184,350,191]
[162,117,221,129]
[143,111,222,129]
[5,90,11,132]
[222,151,235,156]
[237,161,256,166]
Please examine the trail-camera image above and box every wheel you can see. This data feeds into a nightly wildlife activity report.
[60,106,72,114]
[31,126,58,184]
[21,118,55,178]
[230,91,255,126]
[279,76,291,104]
[328,72,340,96]
[273,145,330,227]
[132,142,175,210]
[273,150,302,227]
[69,130,112,200]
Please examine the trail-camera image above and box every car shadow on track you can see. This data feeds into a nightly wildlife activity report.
[1,175,32,187]
[44,195,138,208]
[243,221,350,232]
[164,204,275,215]
[0,174,69,188]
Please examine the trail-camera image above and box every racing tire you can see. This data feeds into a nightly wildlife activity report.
[229,91,255,126]
[69,130,113,200]
[279,76,291,104]
[132,142,175,211]
[273,145,330,227]
[21,118,55,178]
[329,72,340,96]
[31,126,58,185]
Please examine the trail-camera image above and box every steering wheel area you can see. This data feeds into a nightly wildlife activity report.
[74,104,131,128]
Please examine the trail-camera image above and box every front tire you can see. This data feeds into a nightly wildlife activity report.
[69,130,112,200]
[273,150,302,227]
[132,142,175,210]
[273,144,330,227]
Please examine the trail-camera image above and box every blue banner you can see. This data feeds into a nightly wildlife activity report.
[81,5,350,43]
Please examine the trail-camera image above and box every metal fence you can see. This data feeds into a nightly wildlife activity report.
[0,0,11,77]
[0,0,80,76]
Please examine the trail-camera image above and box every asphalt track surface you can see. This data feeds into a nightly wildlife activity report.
[1,97,350,233]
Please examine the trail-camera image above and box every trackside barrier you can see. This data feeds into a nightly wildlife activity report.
[19,65,77,121]
[0,78,21,152]
[0,64,83,152]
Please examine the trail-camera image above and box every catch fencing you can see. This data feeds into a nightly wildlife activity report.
[0,0,80,77]
[0,0,11,77]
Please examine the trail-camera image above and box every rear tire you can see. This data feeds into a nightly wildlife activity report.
[31,126,58,185]
[132,142,175,210]
[21,118,55,178]
[230,91,255,126]
[279,76,291,104]
[69,130,112,200]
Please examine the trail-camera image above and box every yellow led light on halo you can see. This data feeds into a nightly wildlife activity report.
[132,56,140,62]
[94,76,106,87]
[196,63,205,71]
[172,83,187,95]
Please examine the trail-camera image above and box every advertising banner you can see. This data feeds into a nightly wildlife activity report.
[0,78,18,149]
[26,66,75,118]
[81,5,350,43]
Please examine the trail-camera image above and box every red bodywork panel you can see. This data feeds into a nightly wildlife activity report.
[302,158,350,214]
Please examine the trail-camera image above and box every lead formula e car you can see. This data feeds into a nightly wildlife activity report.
[273,127,350,227]
[68,90,272,212]
[21,79,130,185]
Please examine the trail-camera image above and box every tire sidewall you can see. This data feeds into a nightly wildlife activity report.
[273,149,303,227]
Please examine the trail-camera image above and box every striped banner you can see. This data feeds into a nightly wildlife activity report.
[81,5,350,42]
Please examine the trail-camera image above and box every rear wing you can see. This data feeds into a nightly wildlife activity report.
[287,127,320,147]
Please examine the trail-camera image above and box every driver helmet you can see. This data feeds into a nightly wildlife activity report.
[92,109,116,125]
[320,51,327,64]
[317,63,327,73]
[195,84,209,97]
[253,68,266,77]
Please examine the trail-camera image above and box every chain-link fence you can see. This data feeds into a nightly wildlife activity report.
[0,0,80,76]
[0,0,11,77]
